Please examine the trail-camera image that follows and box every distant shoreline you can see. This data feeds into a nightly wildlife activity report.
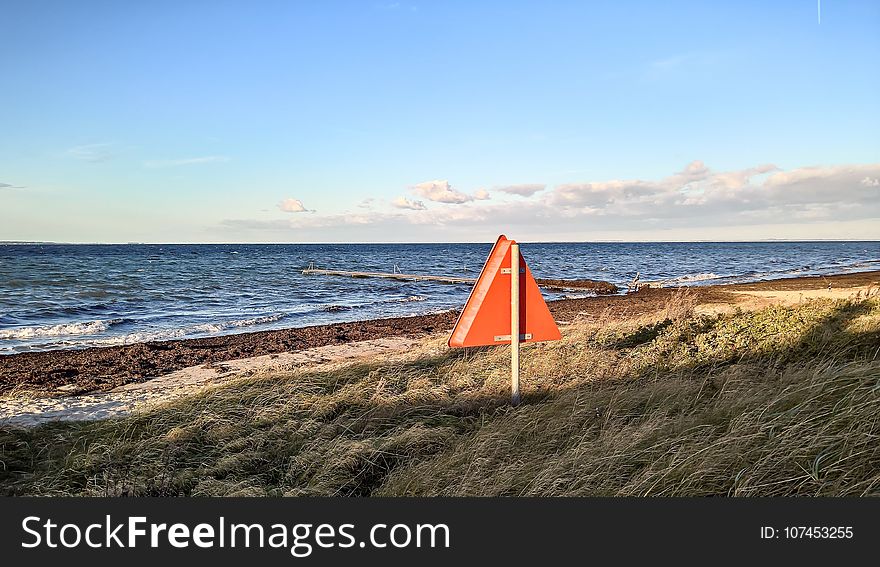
[2,269,878,398]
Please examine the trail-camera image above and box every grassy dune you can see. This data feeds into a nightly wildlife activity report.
[2,293,879,496]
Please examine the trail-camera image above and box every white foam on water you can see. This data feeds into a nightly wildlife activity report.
[395,295,427,303]
[78,313,288,347]
[0,318,124,340]
[188,313,286,334]
[666,272,722,284]
[561,292,598,300]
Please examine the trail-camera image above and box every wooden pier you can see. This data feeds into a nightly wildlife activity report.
[301,267,476,285]
[301,265,619,294]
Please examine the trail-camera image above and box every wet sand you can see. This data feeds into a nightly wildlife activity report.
[1,270,877,397]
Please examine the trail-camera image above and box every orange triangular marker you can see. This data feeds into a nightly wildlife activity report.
[448,235,561,347]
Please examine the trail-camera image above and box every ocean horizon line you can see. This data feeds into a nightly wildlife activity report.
[3,238,880,246]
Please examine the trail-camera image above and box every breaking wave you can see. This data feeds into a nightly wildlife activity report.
[0,318,125,340]
[96,313,287,346]
[187,313,286,334]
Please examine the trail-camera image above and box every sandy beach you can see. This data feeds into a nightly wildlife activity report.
[1,270,877,405]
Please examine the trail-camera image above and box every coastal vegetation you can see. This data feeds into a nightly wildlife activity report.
[1,293,878,496]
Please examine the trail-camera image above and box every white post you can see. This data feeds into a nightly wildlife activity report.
[510,243,521,406]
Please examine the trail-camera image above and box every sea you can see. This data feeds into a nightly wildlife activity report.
[1,241,878,354]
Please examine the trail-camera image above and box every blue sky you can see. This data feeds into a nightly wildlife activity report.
[1,0,878,242]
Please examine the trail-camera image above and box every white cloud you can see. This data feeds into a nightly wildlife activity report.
[410,180,476,204]
[474,188,491,200]
[861,177,880,187]
[495,184,545,197]
[391,196,426,210]
[680,159,710,179]
[145,156,229,168]
[277,198,308,213]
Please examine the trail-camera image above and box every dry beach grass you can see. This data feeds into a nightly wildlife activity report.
[1,291,879,496]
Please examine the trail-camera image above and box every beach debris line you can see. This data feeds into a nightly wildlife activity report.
[448,235,561,405]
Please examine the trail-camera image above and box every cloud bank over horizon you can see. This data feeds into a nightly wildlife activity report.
[220,160,880,242]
